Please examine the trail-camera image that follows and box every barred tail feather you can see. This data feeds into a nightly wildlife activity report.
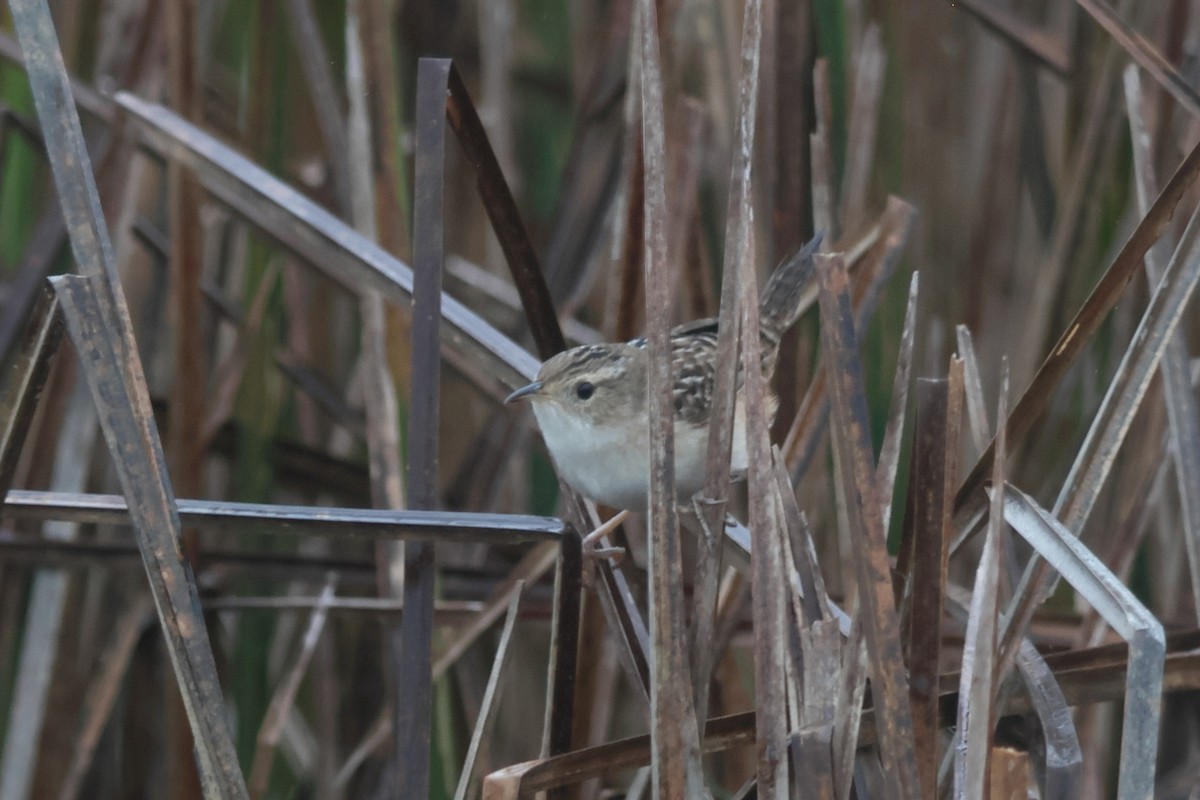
[757,231,825,350]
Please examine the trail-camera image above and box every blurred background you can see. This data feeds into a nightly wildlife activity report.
[0,0,1197,797]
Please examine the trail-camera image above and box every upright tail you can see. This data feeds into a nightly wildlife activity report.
[757,231,825,363]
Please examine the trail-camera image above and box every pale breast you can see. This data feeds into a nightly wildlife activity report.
[530,397,763,510]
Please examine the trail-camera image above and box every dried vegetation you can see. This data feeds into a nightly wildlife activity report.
[1,1,1199,798]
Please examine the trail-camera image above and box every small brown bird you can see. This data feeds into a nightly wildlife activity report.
[506,234,823,510]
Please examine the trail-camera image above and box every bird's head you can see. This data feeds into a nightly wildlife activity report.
[505,343,647,427]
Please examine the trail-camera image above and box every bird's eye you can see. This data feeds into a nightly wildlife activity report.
[575,381,594,400]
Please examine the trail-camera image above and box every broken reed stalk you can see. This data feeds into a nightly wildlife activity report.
[634,1,705,797]
[953,359,1008,799]
[7,1,249,794]
[692,0,764,733]
[393,56,452,799]
[816,252,919,799]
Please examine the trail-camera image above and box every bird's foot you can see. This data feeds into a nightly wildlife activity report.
[582,509,630,564]
[688,493,727,549]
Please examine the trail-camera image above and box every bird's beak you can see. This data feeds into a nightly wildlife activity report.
[505,381,543,403]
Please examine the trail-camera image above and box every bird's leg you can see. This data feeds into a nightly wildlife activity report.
[688,493,724,548]
[582,508,630,563]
